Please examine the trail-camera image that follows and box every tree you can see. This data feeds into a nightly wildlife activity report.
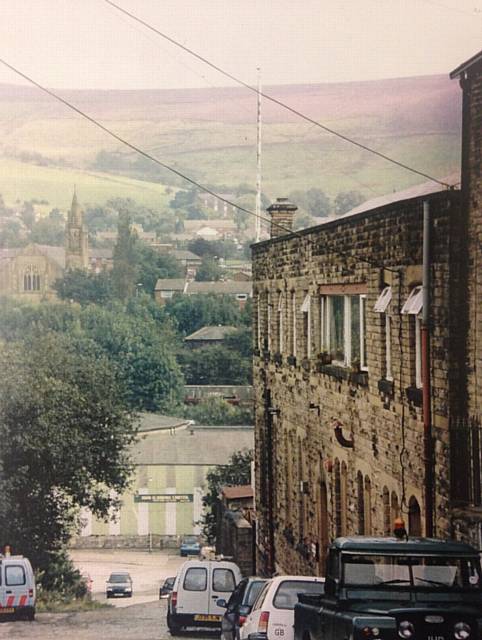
[111,210,138,299]
[165,293,242,336]
[30,216,65,245]
[178,344,252,385]
[54,269,113,306]
[201,449,253,543]
[288,188,331,217]
[334,190,365,215]
[195,256,223,282]
[0,334,137,584]
[136,244,183,294]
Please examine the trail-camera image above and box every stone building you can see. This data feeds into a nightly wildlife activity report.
[252,50,482,577]
[0,192,109,299]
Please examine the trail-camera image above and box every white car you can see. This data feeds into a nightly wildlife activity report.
[239,575,325,640]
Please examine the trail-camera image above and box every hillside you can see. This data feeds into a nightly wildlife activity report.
[0,74,461,208]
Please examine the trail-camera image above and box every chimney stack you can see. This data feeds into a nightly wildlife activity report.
[267,197,298,239]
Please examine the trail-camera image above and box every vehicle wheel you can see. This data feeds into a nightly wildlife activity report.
[26,609,35,621]
[167,613,182,636]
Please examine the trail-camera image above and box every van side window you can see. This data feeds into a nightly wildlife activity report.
[252,581,270,610]
[213,568,235,592]
[183,568,207,591]
[6,565,26,586]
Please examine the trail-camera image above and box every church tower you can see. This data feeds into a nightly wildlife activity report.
[65,190,88,270]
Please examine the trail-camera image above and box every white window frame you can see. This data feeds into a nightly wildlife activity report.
[321,294,367,368]
[360,294,368,371]
[291,291,297,357]
[385,314,393,381]
[277,293,284,354]
[374,287,392,380]
[415,315,422,389]
[301,294,311,358]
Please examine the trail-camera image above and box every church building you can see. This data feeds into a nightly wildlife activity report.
[0,192,108,300]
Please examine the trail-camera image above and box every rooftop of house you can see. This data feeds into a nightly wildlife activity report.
[133,424,254,466]
[187,280,252,295]
[154,278,187,291]
[221,485,254,500]
[169,249,202,261]
[450,48,482,78]
[184,325,237,342]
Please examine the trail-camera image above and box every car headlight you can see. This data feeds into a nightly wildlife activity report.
[454,622,471,640]
[398,621,415,639]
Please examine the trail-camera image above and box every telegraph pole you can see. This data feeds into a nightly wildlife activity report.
[255,67,262,242]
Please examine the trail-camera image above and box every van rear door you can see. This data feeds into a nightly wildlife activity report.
[179,565,209,618]
[209,566,237,616]
[4,561,29,610]
[0,561,8,614]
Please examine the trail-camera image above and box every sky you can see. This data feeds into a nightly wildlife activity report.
[0,0,481,91]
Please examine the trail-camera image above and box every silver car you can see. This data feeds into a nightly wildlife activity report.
[106,571,133,598]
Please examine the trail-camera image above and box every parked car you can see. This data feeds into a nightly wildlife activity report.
[105,571,133,598]
[160,576,175,599]
[218,577,267,640]
[0,552,36,620]
[167,559,242,634]
[240,575,325,640]
[294,536,482,640]
[180,535,201,557]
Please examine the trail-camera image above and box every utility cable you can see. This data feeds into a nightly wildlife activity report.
[103,0,453,189]
[0,56,410,273]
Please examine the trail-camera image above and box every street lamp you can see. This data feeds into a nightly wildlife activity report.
[136,283,143,297]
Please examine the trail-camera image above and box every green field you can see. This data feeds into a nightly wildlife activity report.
[0,158,170,211]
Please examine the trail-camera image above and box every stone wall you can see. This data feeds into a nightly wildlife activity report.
[252,191,463,576]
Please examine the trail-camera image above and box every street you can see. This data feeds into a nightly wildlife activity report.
[0,549,218,640]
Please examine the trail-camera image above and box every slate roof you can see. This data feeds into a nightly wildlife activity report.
[185,325,237,342]
[154,278,187,292]
[138,413,192,433]
[133,425,254,466]
[450,49,482,78]
[170,249,202,261]
[187,281,252,295]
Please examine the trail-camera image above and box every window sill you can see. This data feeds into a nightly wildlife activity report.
[349,370,369,387]
[406,385,423,407]
[316,363,349,381]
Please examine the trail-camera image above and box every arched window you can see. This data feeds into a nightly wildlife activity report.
[382,487,391,535]
[408,496,422,536]
[23,265,40,292]
[364,476,372,535]
[357,471,365,534]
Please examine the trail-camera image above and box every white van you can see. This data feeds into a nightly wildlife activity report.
[0,554,36,620]
[167,559,242,634]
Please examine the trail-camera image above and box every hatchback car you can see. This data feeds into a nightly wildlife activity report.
[105,571,133,598]
[160,576,175,599]
[218,577,267,640]
[179,535,201,557]
[240,575,325,640]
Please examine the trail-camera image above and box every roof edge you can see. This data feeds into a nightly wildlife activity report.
[450,49,482,79]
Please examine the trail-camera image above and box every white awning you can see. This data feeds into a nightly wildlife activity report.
[401,285,423,314]
[374,286,392,313]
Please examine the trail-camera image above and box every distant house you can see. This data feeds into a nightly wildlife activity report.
[184,219,237,240]
[184,325,237,349]
[155,278,252,306]
[168,249,202,275]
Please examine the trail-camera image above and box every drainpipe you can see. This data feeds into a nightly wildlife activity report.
[422,200,434,537]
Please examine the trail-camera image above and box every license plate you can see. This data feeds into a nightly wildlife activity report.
[194,614,222,622]
[0,608,14,614]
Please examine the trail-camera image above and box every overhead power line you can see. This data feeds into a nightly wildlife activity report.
[0,56,401,272]
[103,0,453,189]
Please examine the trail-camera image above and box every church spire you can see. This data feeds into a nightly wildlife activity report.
[65,189,88,270]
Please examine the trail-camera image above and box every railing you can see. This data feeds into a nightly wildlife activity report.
[450,417,481,506]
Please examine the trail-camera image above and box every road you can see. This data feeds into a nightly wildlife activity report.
[0,549,218,640]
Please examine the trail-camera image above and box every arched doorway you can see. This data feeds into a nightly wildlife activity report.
[408,496,422,536]
[318,479,329,575]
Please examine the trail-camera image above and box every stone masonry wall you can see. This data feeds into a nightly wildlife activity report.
[252,191,462,576]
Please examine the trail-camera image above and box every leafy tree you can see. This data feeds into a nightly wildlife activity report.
[224,326,252,358]
[136,244,183,294]
[112,210,138,299]
[195,256,223,282]
[175,397,253,427]
[54,269,113,306]
[201,449,253,543]
[169,187,199,210]
[0,334,137,585]
[288,188,331,217]
[0,219,27,248]
[20,201,36,229]
[179,344,251,385]
[30,216,65,245]
[165,293,242,336]
[334,190,365,215]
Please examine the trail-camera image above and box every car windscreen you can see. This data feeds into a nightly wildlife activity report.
[273,580,325,610]
[245,580,266,606]
[182,537,198,544]
[109,574,130,583]
[342,554,482,590]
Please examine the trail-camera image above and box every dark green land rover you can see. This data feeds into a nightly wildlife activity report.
[294,537,482,640]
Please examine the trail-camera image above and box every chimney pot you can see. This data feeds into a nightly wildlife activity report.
[267,197,298,239]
